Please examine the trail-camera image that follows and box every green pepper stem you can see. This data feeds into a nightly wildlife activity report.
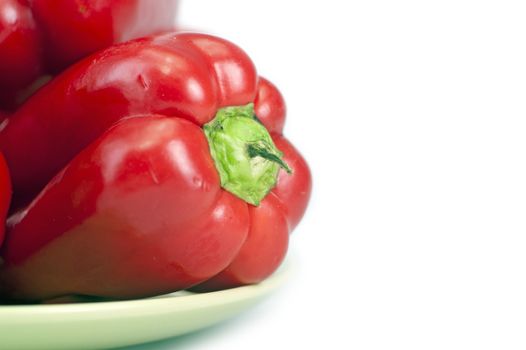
[204,103,292,206]
[247,142,292,174]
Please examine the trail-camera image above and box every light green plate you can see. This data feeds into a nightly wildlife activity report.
[0,265,289,350]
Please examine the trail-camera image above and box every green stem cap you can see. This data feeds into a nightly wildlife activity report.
[204,103,292,206]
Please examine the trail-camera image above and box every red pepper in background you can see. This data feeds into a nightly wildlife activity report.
[0,32,311,300]
[0,0,177,110]
[0,0,41,109]
[0,152,10,247]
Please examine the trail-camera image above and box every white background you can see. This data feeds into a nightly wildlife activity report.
[134,1,526,349]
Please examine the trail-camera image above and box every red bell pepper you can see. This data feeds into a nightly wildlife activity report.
[0,0,177,110]
[0,152,10,247]
[0,32,311,300]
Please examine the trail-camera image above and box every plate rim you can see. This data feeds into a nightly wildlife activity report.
[0,261,292,319]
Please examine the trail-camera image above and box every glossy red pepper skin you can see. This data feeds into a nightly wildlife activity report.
[0,0,177,110]
[0,152,10,246]
[1,116,250,299]
[0,32,257,202]
[0,33,312,299]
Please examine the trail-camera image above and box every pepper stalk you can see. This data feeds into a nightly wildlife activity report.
[204,103,291,206]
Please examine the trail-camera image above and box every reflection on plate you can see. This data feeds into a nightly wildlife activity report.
[0,263,290,350]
